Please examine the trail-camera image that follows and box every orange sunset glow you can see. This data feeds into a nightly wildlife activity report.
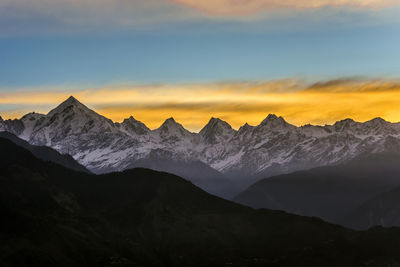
[1,79,399,131]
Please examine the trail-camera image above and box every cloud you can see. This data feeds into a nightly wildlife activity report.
[1,78,400,131]
[1,0,399,36]
[306,78,400,92]
[170,0,399,15]
[0,0,200,36]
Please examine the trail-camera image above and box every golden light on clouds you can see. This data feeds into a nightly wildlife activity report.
[1,79,400,131]
[170,0,398,15]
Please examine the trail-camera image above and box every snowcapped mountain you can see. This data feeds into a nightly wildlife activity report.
[116,116,150,136]
[0,116,24,136]
[199,117,236,144]
[1,96,400,192]
[154,117,194,141]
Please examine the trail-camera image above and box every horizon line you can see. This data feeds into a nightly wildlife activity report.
[1,95,399,133]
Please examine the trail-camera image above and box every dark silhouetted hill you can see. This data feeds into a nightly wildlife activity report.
[2,137,400,266]
[234,152,400,228]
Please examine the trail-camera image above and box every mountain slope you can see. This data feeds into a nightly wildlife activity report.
[199,117,236,144]
[3,137,400,266]
[234,152,400,227]
[0,131,90,173]
[343,185,400,230]
[126,150,239,198]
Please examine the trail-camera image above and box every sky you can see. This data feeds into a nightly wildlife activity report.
[0,0,400,131]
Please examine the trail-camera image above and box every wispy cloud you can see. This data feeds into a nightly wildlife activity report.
[0,0,399,36]
[171,0,399,15]
[0,0,200,36]
[1,78,400,131]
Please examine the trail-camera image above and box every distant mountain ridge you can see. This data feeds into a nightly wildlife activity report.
[234,152,400,229]
[0,131,90,173]
[342,182,400,230]
[1,96,400,195]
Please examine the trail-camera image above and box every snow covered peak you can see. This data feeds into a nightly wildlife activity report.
[65,95,79,104]
[19,112,46,141]
[124,115,136,122]
[119,116,150,135]
[0,117,24,136]
[262,113,278,121]
[260,114,284,125]
[200,117,236,143]
[158,117,185,131]
[3,96,400,183]
[237,123,254,134]
[300,124,330,137]
[47,96,90,117]
[21,112,45,121]
[206,117,222,124]
[162,117,178,126]
[63,95,80,106]
[258,114,295,130]
[323,117,397,137]
[365,117,387,125]
[334,118,355,125]
[28,96,116,148]
[122,116,144,125]
[45,96,114,126]
[362,117,397,135]
[201,117,233,132]
[155,117,192,139]
[332,118,358,132]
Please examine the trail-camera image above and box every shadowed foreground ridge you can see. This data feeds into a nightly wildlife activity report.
[2,137,400,266]
[0,131,90,173]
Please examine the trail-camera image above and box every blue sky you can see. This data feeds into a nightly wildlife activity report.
[1,24,400,89]
[0,0,400,127]
[0,1,399,89]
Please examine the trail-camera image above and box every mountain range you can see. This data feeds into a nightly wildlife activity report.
[1,96,400,198]
[3,136,400,266]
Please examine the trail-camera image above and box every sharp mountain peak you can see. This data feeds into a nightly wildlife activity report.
[120,116,150,135]
[159,117,181,128]
[333,118,357,126]
[164,117,177,123]
[1,96,400,183]
[259,114,293,128]
[66,95,79,102]
[157,117,190,132]
[203,117,233,130]
[238,122,254,133]
[2,97,397,136]
[61,95,85,108]
[261,114,281,122]
[48,95,90,115]
[123,115,140,124]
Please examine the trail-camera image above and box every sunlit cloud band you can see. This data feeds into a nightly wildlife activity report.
[171,0,399,15]
[1,79,400,131]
